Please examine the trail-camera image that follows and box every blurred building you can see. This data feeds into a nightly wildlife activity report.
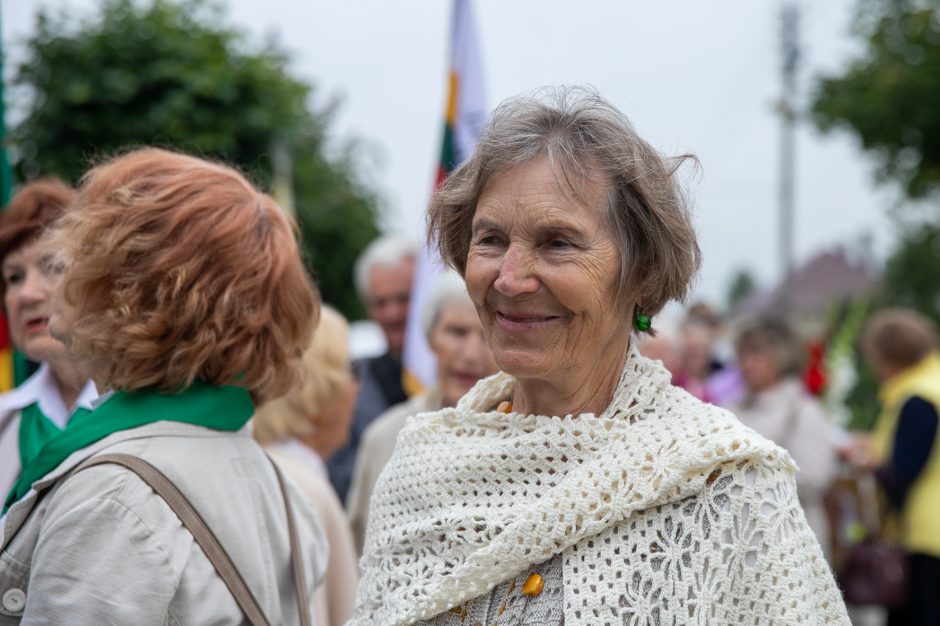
[733,244,878,331]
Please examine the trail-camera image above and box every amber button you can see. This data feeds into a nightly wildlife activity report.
[522,572,543,596]
[496,400,512,413]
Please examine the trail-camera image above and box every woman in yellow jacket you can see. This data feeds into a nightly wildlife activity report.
[859,309,940,626]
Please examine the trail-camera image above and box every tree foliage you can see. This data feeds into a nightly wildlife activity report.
[811,0,940,325]
[725,268,758,310]
[833,226,940,430]
[11,0,380,318]
[293,140,381,319]
[881,222,940,326]
[811,1,940,428]
[811,0,940,199]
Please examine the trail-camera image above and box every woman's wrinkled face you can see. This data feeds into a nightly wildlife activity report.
[465,157,629,386]
[2,240,67,362]
[737,341,781,393]
[430,297,498,407]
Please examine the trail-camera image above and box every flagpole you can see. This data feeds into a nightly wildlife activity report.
[401,0,487,391]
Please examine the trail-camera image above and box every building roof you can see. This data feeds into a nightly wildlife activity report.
[735,247,878,317]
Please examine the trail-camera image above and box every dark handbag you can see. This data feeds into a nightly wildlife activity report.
[831,468,907,607]
[840,536,907,606]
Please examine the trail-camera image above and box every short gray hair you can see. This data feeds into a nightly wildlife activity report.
[421,271,472,340]
[427,86,701,319]
[354,235,419,302]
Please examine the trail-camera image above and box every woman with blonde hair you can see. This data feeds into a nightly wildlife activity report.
[0,148,325,624]
[254,305,360,626]
[848,308,940,625]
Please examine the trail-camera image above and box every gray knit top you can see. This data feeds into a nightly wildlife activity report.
[416,554,564,626]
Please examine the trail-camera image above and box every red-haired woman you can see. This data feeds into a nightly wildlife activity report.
[0,149,325,624]
[0,180,98,499]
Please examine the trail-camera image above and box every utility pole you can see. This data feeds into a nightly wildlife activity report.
[778,2,799,315]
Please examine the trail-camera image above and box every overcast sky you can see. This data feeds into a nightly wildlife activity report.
[4,0,896,306]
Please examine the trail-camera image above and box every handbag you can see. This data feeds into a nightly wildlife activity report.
[830,467,907,607]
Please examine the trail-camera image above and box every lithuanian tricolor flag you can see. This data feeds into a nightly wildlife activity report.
[434,0,487,188]
[402,0,488,393]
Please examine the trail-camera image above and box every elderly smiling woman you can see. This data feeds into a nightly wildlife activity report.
[352,88,850,625]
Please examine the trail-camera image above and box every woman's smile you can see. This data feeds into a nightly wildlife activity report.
[495,310,564,330]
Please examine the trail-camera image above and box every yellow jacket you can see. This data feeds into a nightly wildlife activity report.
[871,353,940,558]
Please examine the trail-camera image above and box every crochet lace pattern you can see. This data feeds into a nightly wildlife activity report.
[352,345,850,625]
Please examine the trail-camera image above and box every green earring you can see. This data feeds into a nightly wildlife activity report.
[634,310,652,332]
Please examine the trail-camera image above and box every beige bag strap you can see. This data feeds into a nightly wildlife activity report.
[72,453,310,626]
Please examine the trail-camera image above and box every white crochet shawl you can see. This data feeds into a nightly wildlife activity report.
[352,346,850,625]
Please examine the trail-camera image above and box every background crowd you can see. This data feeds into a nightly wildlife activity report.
[2,171,937,623]
[1,0,939,624]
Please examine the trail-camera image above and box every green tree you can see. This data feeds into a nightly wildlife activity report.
[11,0,380,319]
[810,1,940,199]
[293,138,381,318]
[881,222,940,326]
[811,0,940,320]
[725,268,758,310]
[810,1,940,428]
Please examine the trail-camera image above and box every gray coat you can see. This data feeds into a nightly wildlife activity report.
[0,422,327,625]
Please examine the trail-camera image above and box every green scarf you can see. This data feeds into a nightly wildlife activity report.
[4,381,254,512]
[18,403,65,470]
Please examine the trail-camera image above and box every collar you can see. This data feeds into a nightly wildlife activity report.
[0,364,98,428]
[879,352,940,406]
[4,381,253,512]
[0,365,50,414]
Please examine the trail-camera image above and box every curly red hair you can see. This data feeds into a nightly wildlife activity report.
[49,148,319,401]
